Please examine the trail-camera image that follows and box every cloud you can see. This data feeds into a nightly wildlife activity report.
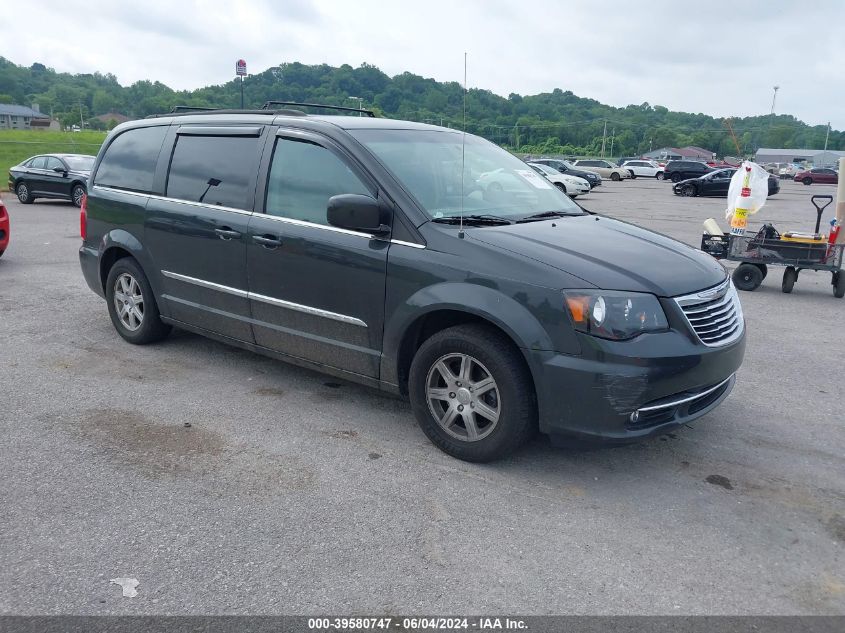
[3,0,843,128]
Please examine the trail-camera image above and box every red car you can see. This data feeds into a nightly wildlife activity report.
[794,167,838,185]
[0,196,9,258]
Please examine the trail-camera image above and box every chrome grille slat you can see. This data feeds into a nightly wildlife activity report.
[695,314,738,335]
[688,307,734,325]
[674,279,744,347]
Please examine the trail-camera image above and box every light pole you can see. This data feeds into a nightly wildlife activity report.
[770,86,779,116]
[348,96,364,116]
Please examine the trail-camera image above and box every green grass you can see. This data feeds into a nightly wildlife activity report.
[1,129,106,191]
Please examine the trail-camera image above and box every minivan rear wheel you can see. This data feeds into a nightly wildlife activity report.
[408,324,536,462]
[106,258,171,344]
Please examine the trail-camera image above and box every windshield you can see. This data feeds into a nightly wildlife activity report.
[529,163,558,177]
[64,155,95,171]
[350,129,582,220]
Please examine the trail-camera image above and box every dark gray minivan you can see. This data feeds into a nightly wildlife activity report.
[79,105,745,462]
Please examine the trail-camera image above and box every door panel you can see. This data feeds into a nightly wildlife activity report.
[247,216,388,376]
[144,126,266,342]
[43,157,68,196]
[246,132,388,378]
[147,200,254,341]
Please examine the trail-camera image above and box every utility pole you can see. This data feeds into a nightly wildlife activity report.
[609,128,616,158]
[824,122,831,151]
[348,96,364,116]
[514,124,520,151]
[770,86,779,115]
[600,120,608,158]
[79,102,84,130]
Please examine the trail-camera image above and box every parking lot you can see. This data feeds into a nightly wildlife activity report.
[1,178,843,615]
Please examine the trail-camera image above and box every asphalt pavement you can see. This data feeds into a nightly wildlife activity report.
[0,179,843,615]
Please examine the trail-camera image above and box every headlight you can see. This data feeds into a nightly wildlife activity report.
[564,290,669,340]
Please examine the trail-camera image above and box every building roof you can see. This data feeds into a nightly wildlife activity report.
[0,104,50,118]
[683,146,714,156]
[756,148,845,157]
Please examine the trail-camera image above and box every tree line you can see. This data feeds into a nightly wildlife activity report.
[0,57,840,157]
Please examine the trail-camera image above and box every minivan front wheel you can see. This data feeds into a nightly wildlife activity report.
[408,324,536,462]
[106,258,171,344]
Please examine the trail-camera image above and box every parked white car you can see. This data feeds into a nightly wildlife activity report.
[528,162,590,198]
[572,159,632,181]
[621,159,665,180]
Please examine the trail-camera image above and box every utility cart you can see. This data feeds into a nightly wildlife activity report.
[701,195,845,298]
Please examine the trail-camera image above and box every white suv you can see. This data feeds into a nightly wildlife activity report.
[621,159,665,180]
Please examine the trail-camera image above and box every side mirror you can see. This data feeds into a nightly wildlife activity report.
[53,166,67,175]
[327,194,390,235]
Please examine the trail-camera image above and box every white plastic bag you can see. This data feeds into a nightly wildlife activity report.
[725,161,770,221]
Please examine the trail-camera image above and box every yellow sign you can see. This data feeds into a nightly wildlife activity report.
[730,207,749,235]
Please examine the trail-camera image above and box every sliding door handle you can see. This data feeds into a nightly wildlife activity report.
[215,227,241,240]
[253,234,282,249]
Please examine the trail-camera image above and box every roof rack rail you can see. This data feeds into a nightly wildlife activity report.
[146,108,285,119]
[261,101,376,118]
[170,106,218,113]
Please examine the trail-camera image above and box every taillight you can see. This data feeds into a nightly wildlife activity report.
[79,193,87,240]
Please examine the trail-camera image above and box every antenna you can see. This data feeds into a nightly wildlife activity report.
[459,52,467,239]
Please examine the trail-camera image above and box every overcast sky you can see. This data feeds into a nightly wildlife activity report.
[5,0,844,129]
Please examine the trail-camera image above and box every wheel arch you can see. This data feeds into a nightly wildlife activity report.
[383,283,556,396]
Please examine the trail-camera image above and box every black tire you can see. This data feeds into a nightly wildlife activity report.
[834,271,845,299]
[71,183,86,208]
[628,170,637,179]
[671,173,682,183]
[782,266,797,293]
[611,172,621,182]
[0,249,4,259]
[756,264,768,280]
[408,323,537,462]
[16,182,33,204]
[105,258,171,345]
[554,182,567,195]
[803,177,813,186]
[732,263,764,291]
[656,172,665,180]
[681,184,696,197]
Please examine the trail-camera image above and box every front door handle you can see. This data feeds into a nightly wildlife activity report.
[253,234,282,249]
[215,227,241,240]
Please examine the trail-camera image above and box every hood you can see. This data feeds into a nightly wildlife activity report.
[469,215,726,297]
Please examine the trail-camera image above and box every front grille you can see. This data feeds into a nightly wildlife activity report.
[675,279,743,347]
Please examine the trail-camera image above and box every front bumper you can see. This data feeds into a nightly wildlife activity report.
[527,319,746,442]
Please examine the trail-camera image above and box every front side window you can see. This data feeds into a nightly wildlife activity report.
[45,157,64,171]
[28,156,47,169]
[95,126,167,193]
[265,138,371,225]
[351,129,582,220]
[167,134,261,209]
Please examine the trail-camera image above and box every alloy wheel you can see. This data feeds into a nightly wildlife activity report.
[113,273,145,331]
[425,353,501,442]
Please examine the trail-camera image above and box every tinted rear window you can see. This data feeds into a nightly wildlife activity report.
[95,126,167,193]
[166,134,262,209]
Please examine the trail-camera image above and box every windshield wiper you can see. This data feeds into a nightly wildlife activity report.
[516,210,582,223]
[431,214,514,226]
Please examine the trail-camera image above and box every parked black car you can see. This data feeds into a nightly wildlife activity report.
[530,158,602,189]
[663,160,712,183]
[79,106,745,462]
[673,169,780,197]
[8,154,95,207]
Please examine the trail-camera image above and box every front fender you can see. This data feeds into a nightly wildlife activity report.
[381,281,580,387]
